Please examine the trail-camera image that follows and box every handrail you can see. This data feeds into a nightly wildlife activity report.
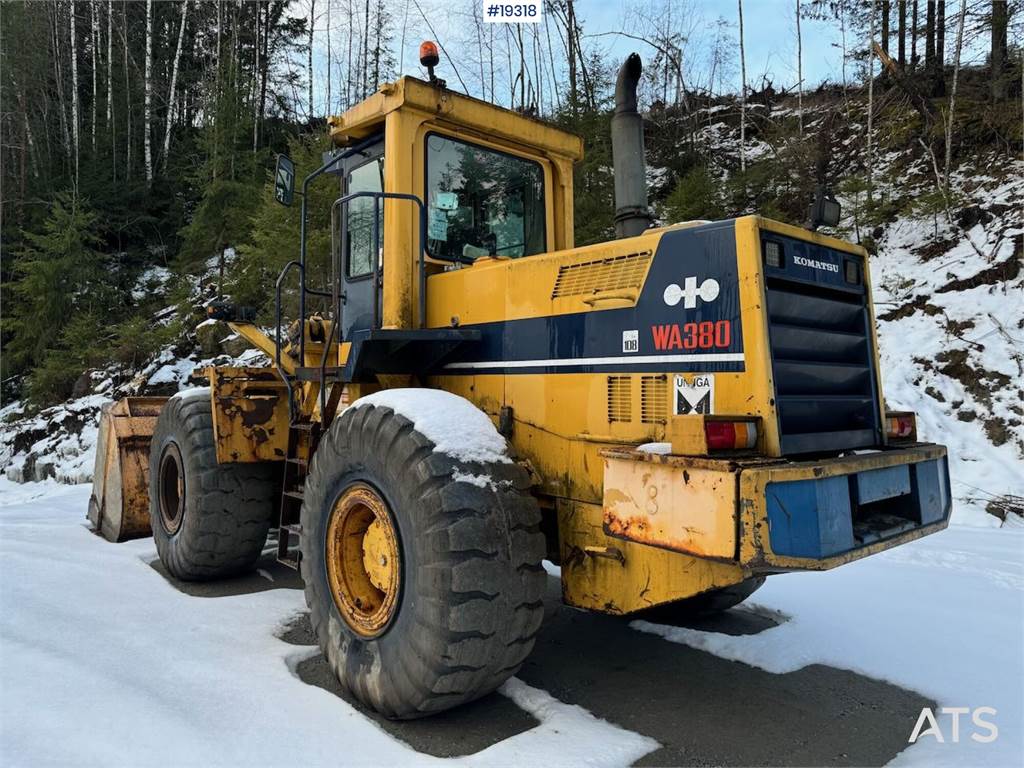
[332,189,428,328]
[274,259,302,418]
[276,175,428,424]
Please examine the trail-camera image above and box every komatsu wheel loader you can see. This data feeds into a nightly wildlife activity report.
[89,47,951,719]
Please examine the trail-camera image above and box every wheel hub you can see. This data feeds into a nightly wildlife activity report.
[325,484,400,637]
[158,443,185,535]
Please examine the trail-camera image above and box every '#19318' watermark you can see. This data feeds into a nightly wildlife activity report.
[909,707,998,744]
[483,1,542,22]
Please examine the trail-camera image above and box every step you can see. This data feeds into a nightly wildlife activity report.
[286,456,308,467]
[294,367,343,382]
[277,555,300,571]
[281,523,303,535]
[283,489,304,501]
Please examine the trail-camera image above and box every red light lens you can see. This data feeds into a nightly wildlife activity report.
[704,421,757,451]
[705,421,735,450]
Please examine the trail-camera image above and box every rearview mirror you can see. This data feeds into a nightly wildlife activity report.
[274,154,295,206]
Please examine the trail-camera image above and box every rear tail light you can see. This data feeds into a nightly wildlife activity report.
[705,420,758,451]
[886,413,916,440]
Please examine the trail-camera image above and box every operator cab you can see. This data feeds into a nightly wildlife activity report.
[319,67,583,338]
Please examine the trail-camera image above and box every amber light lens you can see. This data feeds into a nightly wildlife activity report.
[419,41,440,68]
[887,414,915,439]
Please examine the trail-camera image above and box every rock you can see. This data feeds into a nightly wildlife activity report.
[221,333,252,358]
[195,319,230,357]
[71,369,97,399]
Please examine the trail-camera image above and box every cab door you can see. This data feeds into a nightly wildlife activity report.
[340,142,384,340]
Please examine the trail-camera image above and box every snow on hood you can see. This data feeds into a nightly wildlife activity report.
[351,389,511,464]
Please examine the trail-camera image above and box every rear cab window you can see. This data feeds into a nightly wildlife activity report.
[425,134,545,261]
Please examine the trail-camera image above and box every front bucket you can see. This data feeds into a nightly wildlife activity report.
[87,397,168,542]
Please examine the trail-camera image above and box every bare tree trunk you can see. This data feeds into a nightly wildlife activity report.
[326,0,331,113]
[944,0,967,181]
[308,0,315,119]
[107,0,114,179]
[361,0,369,98]
[840,3,849,102]
[544,11,561,111]
[882,0,890,54]
[991,0,1008,100]
[898,0,906,66]
[253,0,260,152]
[52,2,71,165]
[143,0,153,186]
[69,0,80,184]
[738,0,747,174]
[90,0,98,153]
[124,1,131,179]
[925,0,935,74]
[868,0,876,203]
[260,0,269,132]
[911,0,919,68]
[935,0,945,94]
[161,0,188,172]
[567,0,578,115]
[796,0,803,136]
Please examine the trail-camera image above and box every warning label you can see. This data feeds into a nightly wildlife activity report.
[674,374,714,415]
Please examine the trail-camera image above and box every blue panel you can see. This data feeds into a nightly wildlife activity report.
[766,476,854,558]
[855,464,911,505]
[913,458,952,525]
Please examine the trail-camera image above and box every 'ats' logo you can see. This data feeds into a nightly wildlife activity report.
[663,276,720,309]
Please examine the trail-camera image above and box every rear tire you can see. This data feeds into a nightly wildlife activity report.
[149,392,277,581]
[300,402,546,719]
[638,577,766,621]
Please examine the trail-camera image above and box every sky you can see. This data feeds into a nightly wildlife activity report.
[302,0,996,116]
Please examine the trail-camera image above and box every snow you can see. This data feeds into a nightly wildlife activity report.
[632,525,1024,767]
[351,389,511,464]
[146,356,199,386]
[868,157,1024,526]
[0,480,657,767]
[636,442,671,455]
[451,470,510,490]
[171,386,211,402]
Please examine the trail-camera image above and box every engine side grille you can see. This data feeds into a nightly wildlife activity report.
[766,277,880,455]
[640,375,667,424]
[553,251,652,298]
[607,376,632,422]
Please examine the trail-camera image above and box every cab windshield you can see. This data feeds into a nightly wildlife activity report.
[425,134,545,261]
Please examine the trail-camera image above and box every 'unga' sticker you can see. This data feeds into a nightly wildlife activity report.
[674,374,714,415]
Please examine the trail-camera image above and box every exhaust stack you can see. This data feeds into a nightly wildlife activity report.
[612,53,653,239]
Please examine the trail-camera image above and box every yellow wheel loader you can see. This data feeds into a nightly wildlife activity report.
[90,48,951,719]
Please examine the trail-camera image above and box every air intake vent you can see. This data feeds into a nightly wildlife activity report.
[641,375,667,424]
[607,376,632,422]
[552,251,652,298]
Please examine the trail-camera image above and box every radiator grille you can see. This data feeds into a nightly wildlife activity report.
[607,376,632,422]
[766,274,880,454]
[640,375,667,424]
[552,251,652,298]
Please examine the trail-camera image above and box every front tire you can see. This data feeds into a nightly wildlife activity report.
[300,402,546,719]
[149,392,277,581]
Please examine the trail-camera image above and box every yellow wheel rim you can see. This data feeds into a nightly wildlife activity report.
[325,483,400,637]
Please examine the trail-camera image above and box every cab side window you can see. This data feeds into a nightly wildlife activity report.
[346,156,384,278]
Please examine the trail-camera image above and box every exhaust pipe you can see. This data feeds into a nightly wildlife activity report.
[612,53,653,239]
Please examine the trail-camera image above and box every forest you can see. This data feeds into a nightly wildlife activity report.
[0,0,1020,408]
